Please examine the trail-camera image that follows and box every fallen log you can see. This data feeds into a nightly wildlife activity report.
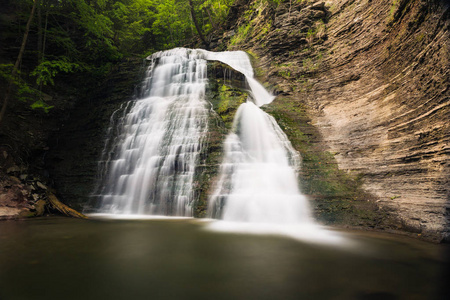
[47,191,87,219]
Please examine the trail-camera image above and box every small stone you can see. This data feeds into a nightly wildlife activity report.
[36,182,47,190]
[311,2,325,10]
[18,209,36,218]
[223,30,235,38]
[311,10,326,19]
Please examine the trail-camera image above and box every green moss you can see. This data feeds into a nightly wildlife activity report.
[192,66,250,217]
[230,23,253,46]
[228,0,274,48]
[390,0,400,18]
[208,77,248,129]
[416,33,425,42]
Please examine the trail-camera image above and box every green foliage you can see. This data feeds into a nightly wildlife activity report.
[31,57,80,86]
[0,64,37,103]
[230,23,252,45]
[229,0,272,47]
[306,20,326,44]
[201,0,233,22]
[30,100,54,113]
[0,64,52,112]
[0,64,15,84]
[2,0,237,115]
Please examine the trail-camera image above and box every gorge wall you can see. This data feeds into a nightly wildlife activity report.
[221,0,449,241]
[1,0,448,242]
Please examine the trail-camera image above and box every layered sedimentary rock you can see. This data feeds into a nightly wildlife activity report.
[227,0,449,241]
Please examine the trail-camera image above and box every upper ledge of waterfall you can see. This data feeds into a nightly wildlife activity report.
[146,48,275,106]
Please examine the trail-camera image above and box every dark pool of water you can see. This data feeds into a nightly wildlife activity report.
[0,217,449,300]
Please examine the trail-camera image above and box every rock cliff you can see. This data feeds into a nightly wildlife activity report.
[223,0,449,241]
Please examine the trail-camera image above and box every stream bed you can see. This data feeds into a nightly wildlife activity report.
[0,217,448,300]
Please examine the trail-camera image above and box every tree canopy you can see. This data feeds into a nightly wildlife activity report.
[0,0,235,116]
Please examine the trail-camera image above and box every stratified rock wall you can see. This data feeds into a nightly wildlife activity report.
[226,0,449,241]
[308,0,449,240]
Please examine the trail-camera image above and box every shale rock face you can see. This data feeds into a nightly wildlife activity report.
[227,0,449,241]
[307,0,449,241]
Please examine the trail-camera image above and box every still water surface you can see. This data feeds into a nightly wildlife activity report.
[0,217,448,300]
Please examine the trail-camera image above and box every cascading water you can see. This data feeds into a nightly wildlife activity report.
[206,57,313,226]
[91,47,342,244]
[200,51,343,244]
[92,48,209,216]
[207,101,312,224]
[91,48,276,218]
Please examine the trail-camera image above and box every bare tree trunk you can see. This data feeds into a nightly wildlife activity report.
[37,0,43,63]
[188,0,209,49]
[0,0,37,126]
[204,7,217,30]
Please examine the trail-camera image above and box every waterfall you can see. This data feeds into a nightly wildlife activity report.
[93,48,209,216]
[91,48,314,227]
[206,61,312,225]
[207,101,312,224]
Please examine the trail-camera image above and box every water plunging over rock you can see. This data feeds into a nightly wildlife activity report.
[208,101,311,224]
[91,48,317,232]
[93,48,210,216]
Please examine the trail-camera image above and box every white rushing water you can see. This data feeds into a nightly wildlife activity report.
[207,101,311,224]
[94,48,209,216]
[93,48,275,217]
[92,48,345,244]
[201,50,343,244]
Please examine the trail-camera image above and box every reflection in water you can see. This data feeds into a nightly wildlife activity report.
[0,218,448,300]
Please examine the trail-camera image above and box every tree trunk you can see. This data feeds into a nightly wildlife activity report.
[204,7,217,30]
[0,0,38,126]
[37,0,43,63]
[188,0,209,49]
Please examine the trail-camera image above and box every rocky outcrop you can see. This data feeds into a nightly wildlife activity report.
[226,0,449,241]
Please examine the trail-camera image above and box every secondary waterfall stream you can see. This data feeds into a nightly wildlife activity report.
[207,101,311,224]
[91,48,328,240]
